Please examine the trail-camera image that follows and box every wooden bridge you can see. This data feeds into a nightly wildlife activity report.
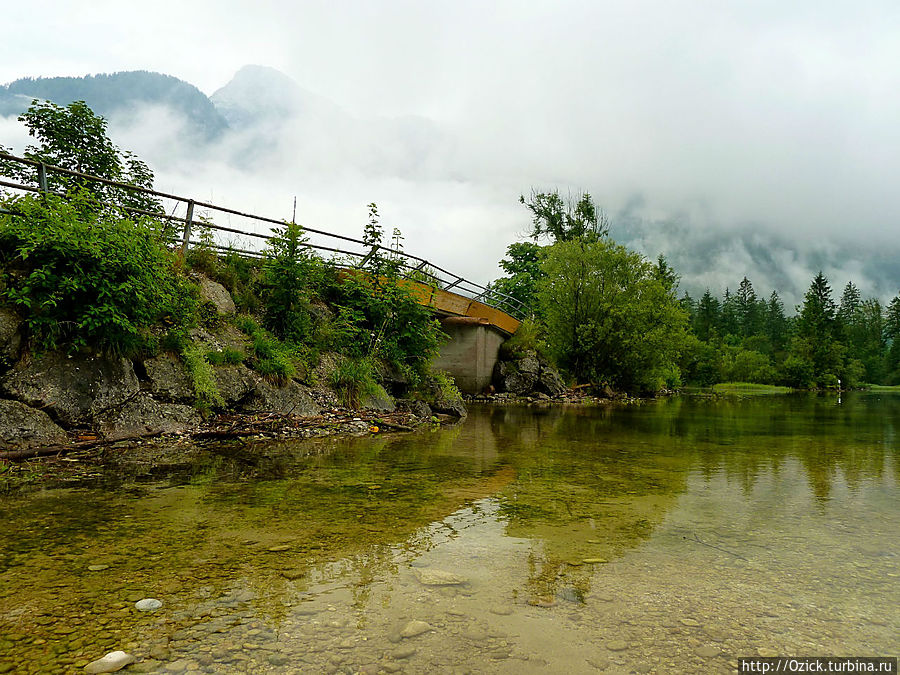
[0,151,523,391]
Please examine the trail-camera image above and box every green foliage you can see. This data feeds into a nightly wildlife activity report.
[330,357,383,408]
[206,347,244,366]
[6,100,161,215]
[430,370,463,403]
[0,192,196,354]
[490,241,546,315]
[520,189,608,243]
[236,315,298,382]
[259,221,321,342]
[181,341,224,410]
[499,318,548,361]
[537,238,690,393]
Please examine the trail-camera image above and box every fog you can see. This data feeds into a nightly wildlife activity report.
[3,1,899,309]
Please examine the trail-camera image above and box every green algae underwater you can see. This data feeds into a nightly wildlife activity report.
[1,393,897,674]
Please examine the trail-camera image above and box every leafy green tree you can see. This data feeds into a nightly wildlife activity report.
[520,189,608,243]
[4,100,161,214]
[537,239,690,392]
[490,241,546,314]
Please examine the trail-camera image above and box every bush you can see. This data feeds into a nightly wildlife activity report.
[0,192,196,354]
[181,341,224,410]
[330,356,383,408]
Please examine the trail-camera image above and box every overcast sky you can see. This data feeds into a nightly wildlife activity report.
[3,1,899,306]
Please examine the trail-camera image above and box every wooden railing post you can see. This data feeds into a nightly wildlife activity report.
[37,162,48,193]
[181,200,194,255]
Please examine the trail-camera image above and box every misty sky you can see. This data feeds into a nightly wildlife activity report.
[3,0,899,307]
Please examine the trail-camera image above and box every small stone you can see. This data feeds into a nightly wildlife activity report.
[83,651,136,673]
[400,620,432,638]
[490,606,513,616]
[680,618,700,627]
[135,598,163,612]
[581,558,608,564]
[281,569,304,580]
[696,646,720,658]
[391,647,417,660]
[267,544,292,552]
[605,640,629,652]
[757,648,779,658]
[87,565,110,572]
[413,568,466,586]
[148,645,171,661]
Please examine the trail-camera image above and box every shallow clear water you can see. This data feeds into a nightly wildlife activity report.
[1,393,898,674]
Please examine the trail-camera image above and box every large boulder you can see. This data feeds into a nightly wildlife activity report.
[396,398,432,419]
[241,378,321,417]
[1,351,139,427]
[0,399,67,449]
[143,354,195,403]
[197,276,236,315]
[492,361,536,395]
[360,386,396,412]
[0,308,22,373]
[95,393,201,441]
[536,359,567,397]
[212,364,257,406]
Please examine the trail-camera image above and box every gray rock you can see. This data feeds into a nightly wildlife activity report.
[1,351,138,427]
[197,276,236,315]
[395,398,432,418]
[391,646,417,659]
[399,620,432,638]
[134,598,163,611]
[96,393,200,440]
[518,355,540,376]
[0,307,22,373]
[536,365,566,397]
[212,364,256,406]
[143,354,195,403]
[240,378,321,417]
[413,568,466,586]
[83,650,135,673]
[360,386,396,412]
[0,399,67,449]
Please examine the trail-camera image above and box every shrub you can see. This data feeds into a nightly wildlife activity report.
[181,341,224,410]
[0,192,196,354]
[330,357,383,408]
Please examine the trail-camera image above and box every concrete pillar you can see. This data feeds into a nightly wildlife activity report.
[432,316,507,394]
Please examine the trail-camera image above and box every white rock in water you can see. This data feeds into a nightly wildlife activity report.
[84,650,135,673]
[400,620,433,638]
[413,568,466,586]
[134,598,163,611]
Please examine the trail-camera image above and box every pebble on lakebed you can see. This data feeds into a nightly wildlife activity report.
[83,651,135,673]
[134,598,163,611]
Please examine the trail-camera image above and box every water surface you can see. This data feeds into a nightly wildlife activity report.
[1,393,897,673]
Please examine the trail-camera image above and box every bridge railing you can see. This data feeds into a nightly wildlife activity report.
[0,151,528,320]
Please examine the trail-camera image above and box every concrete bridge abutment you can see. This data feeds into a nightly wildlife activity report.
[432,316,508,395]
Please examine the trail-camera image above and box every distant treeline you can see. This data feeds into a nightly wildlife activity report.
[679,276,900,388]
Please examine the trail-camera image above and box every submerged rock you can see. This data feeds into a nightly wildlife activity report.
[413,568,466,586]
[134,598,163,612]
[399,620,432,638]
[83,651,135,673]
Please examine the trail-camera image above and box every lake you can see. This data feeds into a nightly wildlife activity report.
[1,393,897,673]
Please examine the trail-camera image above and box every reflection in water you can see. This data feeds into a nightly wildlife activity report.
[0,393,897,673]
